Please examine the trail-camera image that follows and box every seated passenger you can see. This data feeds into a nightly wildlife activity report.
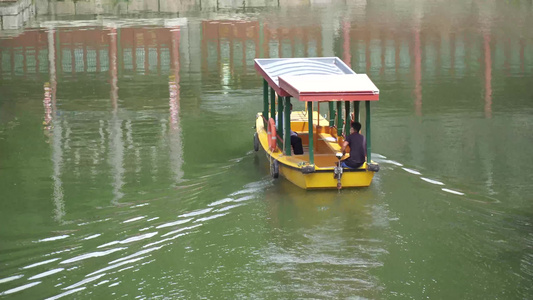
[290,130,303,155]
[276,103,303,155]
[339,121,366,168]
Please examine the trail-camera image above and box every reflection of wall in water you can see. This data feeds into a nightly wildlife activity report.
[0,25,185,214]
[1,25,186,77]
[201,20,259,78]
[200,20,323,87]
[34,0,282,15]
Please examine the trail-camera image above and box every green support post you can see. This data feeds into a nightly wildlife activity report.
[353,101,360,122]
[365,101,371,164]
[270,87,276,125]
[328,102,335,126]
[284,97,291,155]
[344,101,351,137]
[336,101,342,137]
[263,80,269,126]
[308,102,314,165]
[277,96,284,145]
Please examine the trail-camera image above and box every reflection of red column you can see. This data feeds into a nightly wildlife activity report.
[484,34,492,119]
[263,23,270,58]
[414,29,422,116]
[47,28,58,115]
[144,30,150,74]
[43,83,52,134]
[170,27,181,129]
[109,27,118,112]
[365,31,371,73]
[380,30,386,75]
[229,27,234,74]
[342,21,351,67]
[277,27,282,57]
[201,22,208,75]
[169,26,183,183]
[394,32,400,72]
[254,24,259,60]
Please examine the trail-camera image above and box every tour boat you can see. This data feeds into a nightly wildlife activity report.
[253,57,380,189]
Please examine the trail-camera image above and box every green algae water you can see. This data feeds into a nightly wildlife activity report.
[1,0,532,298]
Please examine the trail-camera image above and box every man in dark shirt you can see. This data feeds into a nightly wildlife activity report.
[340,121,366,168]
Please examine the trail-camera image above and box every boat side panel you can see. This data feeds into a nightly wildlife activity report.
[256,114,375,189]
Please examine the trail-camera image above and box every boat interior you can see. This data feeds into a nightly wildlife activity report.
[282,111,346,169]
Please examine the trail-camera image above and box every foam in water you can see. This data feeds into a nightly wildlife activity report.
[63,273,106,290]
[208,198,233,207]
[233,195,254,202]
[22,258,61,269]
[123,216,146,223]
[0,275,23,284]
[216,204,244,212]
[0,281,41,296]
[83,234,101,240]
[421,177,445,185]
[156,218,193,229]
[161,224,202,238]
[119,232,158,244]
[108,246,163,265]
[194,213,228,223]
[60,248,126,264]
[178,208,213,218]
[45,287,86,300]
[28,268,65,280]
[229,188,258,196]
[442,188,465,195]
[402,168,421,175]
[37,235,69,242]
[85,256,147,277]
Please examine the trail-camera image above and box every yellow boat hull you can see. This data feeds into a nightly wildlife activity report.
[255,113,376,189]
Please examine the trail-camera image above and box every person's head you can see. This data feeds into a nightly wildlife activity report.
[351,121,362,133]
[290,103,293,111]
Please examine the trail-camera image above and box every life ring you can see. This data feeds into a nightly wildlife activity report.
[267,118,277,152]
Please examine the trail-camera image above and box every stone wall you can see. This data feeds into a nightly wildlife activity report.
[0,0,34,30]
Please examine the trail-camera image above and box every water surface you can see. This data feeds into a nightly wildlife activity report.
[1,0,532,298]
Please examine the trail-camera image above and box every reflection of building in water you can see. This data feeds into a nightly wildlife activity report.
[200,19,323,87]
[337,13,532,116]
[33,0,279,16]
[0,20,185,218]
[201,20,259,78]
[262,23,323,58]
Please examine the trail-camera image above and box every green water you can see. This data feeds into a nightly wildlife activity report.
[1,0,532,299]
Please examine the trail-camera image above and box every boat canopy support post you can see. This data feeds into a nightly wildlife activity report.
[277,95,284,146]
[263,79,268,126]
[328,102,335,126]
[344,101,351,137]
[353,101,360,122]
[336,101,342,137]
[308,101,314,165]
[284,97,291,156]
[365,101,371,163]
[270,87,276,126]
